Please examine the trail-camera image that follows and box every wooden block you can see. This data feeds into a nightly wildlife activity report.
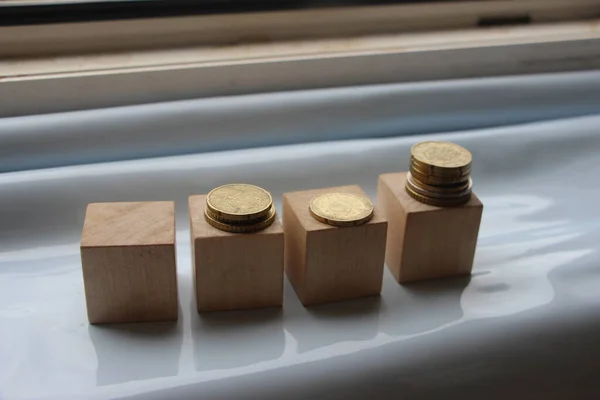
[377,172,483,283]
[80,201,178,324]
[189,195,284,312]
[283,185,388,306]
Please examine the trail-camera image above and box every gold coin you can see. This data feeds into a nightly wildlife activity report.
[410,165,470,186]
[309,192,374,227]
[204,205,276,233]
[405,183,471,207]
[411,141,472,172]
[406,171,471,194]
[205,205,270,226]
[406,172,472,199]
[206,183,272,222]
[411,157,471,178]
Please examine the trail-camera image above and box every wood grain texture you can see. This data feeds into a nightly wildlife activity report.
[377,172,483,283]
[189,195,284,312]
[80,202,178,324]
[283,185,387,306]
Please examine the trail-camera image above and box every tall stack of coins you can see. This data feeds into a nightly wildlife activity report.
[204,184,277,233]
[406,141,473,207]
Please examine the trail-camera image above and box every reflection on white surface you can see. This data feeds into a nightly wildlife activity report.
[192,308,285,371]
[462,248,591,319]
[463,194,590,319]
[1,114,600,399]
[90,322,183,386]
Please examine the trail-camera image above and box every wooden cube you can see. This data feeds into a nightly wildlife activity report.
[377,172,483,283]
[189,195,284,312]
[283,185,388,306]
[80,202,178,324]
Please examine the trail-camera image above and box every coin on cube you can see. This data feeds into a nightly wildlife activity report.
[406,172,472,199]
[411,141,472,176]
[405,183,472,207]
[409,165,471,186]
[309,192,374,227]
[206,183,273,222]
[204,204,277,233]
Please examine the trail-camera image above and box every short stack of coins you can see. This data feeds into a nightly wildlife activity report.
[405,141,473,207]
[204,183,277,233]
[309,192,374,227]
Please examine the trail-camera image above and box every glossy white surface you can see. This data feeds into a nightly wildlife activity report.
[2,70,600,172]
[1,113,600,398]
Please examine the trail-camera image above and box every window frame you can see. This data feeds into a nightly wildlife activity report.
[1,0,600,117]
[0,0,530,26]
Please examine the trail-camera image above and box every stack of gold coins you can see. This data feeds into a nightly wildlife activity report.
[204,183,277,233]
[406,141,473,207]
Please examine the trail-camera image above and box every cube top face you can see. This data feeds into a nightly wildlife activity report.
[81,201,175,247]
[189,195,284,239]
[282,185,386,232]
[378,172,483,214]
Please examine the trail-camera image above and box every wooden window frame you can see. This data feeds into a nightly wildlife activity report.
[1,0,600,116]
